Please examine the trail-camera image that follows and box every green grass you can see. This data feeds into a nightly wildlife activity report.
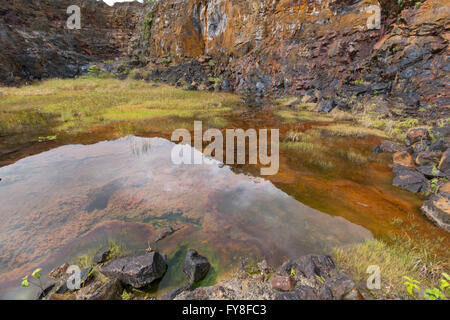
[322,124,387,138]
[0,77,240,136]
[337,149,369,165]
[335,237,449,299]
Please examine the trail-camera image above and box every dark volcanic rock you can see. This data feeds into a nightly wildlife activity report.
[0,0,151,85]
[319,275,363,300]
[431,127,450,139]
[93,247,110,265]
[161,284,193,300]
[415,151,442,166]
[417,166,446,178]
[76,278,122,300]
[153,226,182,243]
[276,285,317,300]
[438,149,450,173]
[392,165,429,193]
[318,98,337,113]
[101,252,167,288]
[380,140,404,153]
[35,282,56,300]
[421,193,450,232]
[279,254,337,280]
[183,250,211,283]
[429,138,450,152]
[405,128,430,146]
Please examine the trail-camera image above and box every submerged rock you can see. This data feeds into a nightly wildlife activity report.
[101,252,167,288]
[153,226,182,243]
[421,193,450,232]
[416,166,446,178]
[183,249,211,283]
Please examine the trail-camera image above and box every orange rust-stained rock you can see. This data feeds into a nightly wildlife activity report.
[393,151,415,168]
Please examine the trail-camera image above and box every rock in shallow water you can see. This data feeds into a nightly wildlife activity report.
[392,165,429,193]
[421,193,450,232]
[100,252,167,288]
[183,249,211,283]
[380,140,403,153]
[393,151,415,168]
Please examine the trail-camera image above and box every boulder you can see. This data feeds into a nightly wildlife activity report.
[48,263,69,279]
[380,140,403,153]
[279,254,337,280]
[101,252,167,288]
[271,276,296,292]
[183,250,211,283]
[35,282,56,300]
[440,182,450,193]
[318,98,337,113]
[319,275,363,300]
[421,193,450,232]
[429,138,450,152]
[76,278,122,300]
[438,149,450,173]
[93,247,111,265]
[415,151,442,166]
[392,166,429,193]
[393,151,415,168]
[431,127,450,139]
[275,285,317,300]
[416,166,446,178]
[161,284,193,300]
[405,128,430,146]
[372,145,383,154]
[412,140,431,154]
[80,267,93,285]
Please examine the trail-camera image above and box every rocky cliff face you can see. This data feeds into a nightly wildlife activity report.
[148,0,448,113]
[0,0,150,84]
[0,0,448,115]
